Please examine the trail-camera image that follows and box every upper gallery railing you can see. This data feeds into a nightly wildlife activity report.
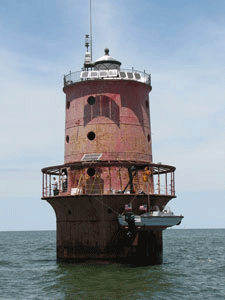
[64,69,151,87]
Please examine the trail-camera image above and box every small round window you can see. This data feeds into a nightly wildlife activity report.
[87,131,96,141]
[87,168,95,177]
[88,96,96,105]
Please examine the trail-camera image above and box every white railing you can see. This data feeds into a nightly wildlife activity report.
[64,69,151,87]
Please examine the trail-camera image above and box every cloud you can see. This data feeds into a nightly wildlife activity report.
[150,67,225,191]
[141,15,225,193]
[0,46,65,168]
[0,0,225,229]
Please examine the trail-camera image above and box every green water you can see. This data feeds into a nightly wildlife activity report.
[0,229,224,299]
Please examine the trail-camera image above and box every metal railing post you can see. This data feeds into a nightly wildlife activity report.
[45,173,48,197]
[49,174,51,197]
[158,168,160,194]
[165,173,168,195]
[42,173,44,197]
[172,171,175,195]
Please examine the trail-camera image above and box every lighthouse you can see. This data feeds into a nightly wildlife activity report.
[41,34,182,265]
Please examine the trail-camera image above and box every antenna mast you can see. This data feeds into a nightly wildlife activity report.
[90,0,93,61]
[83,0,93,68]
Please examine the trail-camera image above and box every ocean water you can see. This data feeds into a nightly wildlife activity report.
[0,229,224,299]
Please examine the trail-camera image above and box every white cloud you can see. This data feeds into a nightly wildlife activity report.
[0,0,225,229]
[0,46,65,170]
[151,66,225,191]
[145,15,225,194]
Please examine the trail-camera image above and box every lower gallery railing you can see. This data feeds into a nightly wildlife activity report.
[42,162,175,198]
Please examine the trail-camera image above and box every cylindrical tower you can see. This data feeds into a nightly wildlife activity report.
[64,50,152,164]
[41,48,179,265]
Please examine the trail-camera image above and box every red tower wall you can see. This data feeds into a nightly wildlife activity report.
[64,80,152,163]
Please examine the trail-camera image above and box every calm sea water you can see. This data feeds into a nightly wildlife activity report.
[0,229,224,299]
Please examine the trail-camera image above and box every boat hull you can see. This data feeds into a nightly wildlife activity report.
[118,215,183,230]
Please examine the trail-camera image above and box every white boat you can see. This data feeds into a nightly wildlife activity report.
[118,207,183,230]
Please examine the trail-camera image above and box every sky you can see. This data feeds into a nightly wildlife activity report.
[0,0,224,230]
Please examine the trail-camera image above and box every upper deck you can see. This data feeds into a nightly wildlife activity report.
[64,68,151,88]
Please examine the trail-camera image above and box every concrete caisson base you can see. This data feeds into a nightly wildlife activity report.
[56,230,162,265]
[47,195,163,265]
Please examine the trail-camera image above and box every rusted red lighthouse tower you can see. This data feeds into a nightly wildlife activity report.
[42,36,182,265]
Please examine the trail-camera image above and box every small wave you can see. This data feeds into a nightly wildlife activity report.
[0,260,14,267]
[32,259,56,263]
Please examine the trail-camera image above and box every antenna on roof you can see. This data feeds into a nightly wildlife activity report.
[90,0,92,61]
[83,0,93,68]
[85,34,90,52]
